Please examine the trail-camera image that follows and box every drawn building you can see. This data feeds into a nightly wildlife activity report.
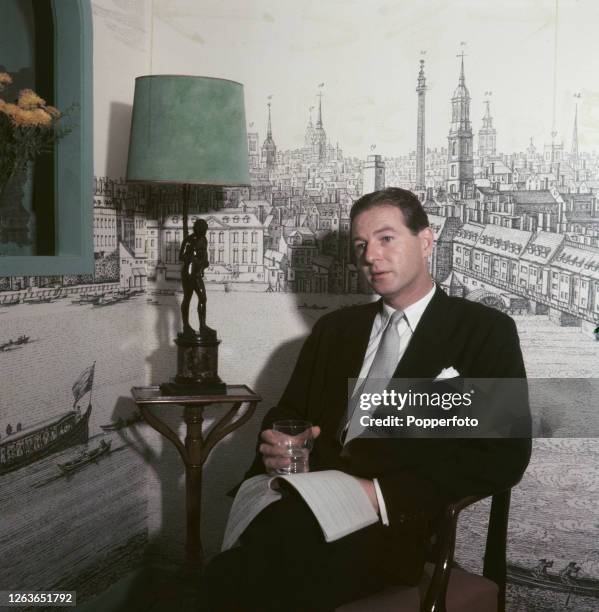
[415,59,427,193]
[362,155,385,195]
[155,212,265,283]
[312,93,328,162]
[427,214,462,283]
[477,99,497,161]
[304,107,315,151]
[447,55,474,198]
[247,131,260,168]
[571,103,579,163]
[261,103,277,170]
[279,228,318,292]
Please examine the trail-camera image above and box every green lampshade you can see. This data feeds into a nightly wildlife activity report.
[126,75,250,186]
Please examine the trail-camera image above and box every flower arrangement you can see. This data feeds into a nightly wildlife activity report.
[0,71,70,196]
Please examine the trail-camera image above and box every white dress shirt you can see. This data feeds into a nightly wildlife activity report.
[360,283,437,526]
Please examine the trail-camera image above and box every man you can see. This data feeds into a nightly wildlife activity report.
[204,187,531,611]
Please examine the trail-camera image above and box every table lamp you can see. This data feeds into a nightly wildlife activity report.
[126,75,250,395]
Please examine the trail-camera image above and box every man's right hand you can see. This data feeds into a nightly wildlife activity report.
[259,426,321,473]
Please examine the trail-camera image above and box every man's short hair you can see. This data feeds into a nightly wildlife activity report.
[350,187,429,235]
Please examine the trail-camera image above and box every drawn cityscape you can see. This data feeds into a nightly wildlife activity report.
[1,57,598,336]
[1,50,599,609]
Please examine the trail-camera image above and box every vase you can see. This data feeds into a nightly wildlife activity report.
[0,164,35,256]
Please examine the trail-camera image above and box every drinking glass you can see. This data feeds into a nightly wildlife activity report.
[272,419,314,474]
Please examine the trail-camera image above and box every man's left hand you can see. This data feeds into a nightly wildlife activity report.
[355,477,379,514]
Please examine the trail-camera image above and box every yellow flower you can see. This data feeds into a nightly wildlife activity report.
[30,108,53,126]
[0,103,51,127]
[0,72,12,89]
[18,88,46,109]
[8,107,32,126]
[45,105,61,118]
[0,102,20,119]
[12,107,53,127]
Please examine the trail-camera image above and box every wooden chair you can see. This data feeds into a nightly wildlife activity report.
[337,490,512,612]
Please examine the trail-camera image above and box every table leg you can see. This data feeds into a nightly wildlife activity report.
[183,404,204,573]
[136,396,260,578]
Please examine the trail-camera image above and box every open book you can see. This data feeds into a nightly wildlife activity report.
[222,470,379,551]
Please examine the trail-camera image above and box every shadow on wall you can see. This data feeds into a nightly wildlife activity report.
[119,280,321,574]
[106,101,133,179]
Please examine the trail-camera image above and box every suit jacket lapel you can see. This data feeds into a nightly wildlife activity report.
[319,300,379,434]
[339,299,381,380]
[393,286,452,379]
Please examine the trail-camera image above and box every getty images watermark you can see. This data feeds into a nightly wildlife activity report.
[356,387,479,431]
[346,378,599,439]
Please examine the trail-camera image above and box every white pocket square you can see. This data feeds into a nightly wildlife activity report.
[434,367,460,381]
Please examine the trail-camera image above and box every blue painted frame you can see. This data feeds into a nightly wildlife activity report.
[0,0,93,277]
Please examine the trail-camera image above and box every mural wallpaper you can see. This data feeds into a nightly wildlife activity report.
[2,0,599,609]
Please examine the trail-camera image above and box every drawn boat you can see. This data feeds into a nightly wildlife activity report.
[151,288,175,296]
[0,295,20,306]
[23,290,58,304]
[57,439,112,474]
[339,302,368,309]
[508,562,599,598]
[93,295,120,307]
[0,335,30,351]
[0,364,96,475]
[297,302,328,310]
[52,288,68,300]
[71,293,105,305]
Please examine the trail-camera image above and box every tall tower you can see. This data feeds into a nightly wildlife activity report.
[571,103,579,162]
[446,53,474,198]
[478,99,497,159]
[261,102,277,169]
[415,59,427,191]
[313,92,328,161]
[304,107,315,148]
[362,155,385,195]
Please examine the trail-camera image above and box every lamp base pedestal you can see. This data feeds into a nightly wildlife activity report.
[160,329,226,396]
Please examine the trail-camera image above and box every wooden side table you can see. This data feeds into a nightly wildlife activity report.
[131,385,261,573]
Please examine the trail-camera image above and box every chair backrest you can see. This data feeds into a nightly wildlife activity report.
[482,489,511,611]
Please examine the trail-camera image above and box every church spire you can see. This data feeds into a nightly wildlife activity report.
[316,92,323,128]
[416,59,427,191]
[313,90,327,161]
[261,101,276,169]
[304,106,315,148]
[571,101,579,161]
[266,102,272,139]
[483,100,492,126]
[447,52,473,198]
[478,96,496,158]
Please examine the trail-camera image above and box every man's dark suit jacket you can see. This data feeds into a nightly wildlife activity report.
[245,286,531,584]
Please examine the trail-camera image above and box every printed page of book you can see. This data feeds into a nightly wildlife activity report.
[221,474,282,551]
[278,470,379,542]
[222,470,379,551]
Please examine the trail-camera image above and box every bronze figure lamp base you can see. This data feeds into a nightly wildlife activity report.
[160,325,227,396]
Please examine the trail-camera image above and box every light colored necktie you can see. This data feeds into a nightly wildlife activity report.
[340,309,403,445]
[365,309,404,381]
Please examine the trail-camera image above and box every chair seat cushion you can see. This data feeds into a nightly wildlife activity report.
[336,563,498,612]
